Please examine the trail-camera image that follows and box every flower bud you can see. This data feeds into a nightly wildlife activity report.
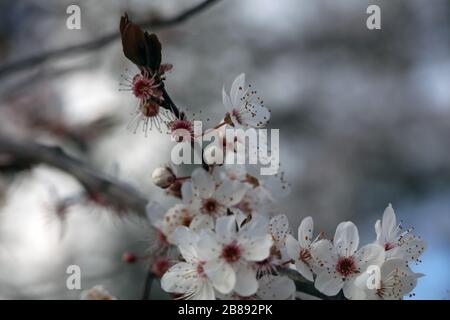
[152,166,176,188]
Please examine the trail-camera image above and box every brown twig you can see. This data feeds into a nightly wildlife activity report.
[0,0,222,80]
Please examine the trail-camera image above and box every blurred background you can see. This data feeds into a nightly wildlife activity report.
[0,0,449,299]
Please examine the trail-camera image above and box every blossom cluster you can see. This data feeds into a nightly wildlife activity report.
[115,14,426,300]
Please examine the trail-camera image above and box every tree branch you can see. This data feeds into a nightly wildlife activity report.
[0,134,148,217]
[0,0,222,80]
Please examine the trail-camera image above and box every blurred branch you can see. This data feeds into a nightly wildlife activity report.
[0,0,222,80]
[0,134,148,216]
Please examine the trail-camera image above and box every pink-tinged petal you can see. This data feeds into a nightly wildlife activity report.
[298,216,314,248]
[269,214,290,246]
[234,264,258,296]
[295,260,314,282]
[285,234,301,261]
[334,221,359,257]
[191,168,214,199]
[311,239,337,269]
[314,271,344,296]
[381,204,397,239]
[197,230,221,260]
[240,234,272,261]
[230,73,246,106]
[204,260,236,294]
[258,275,296,300]
[215,216,238,244]
[354,244,385,271]
[161,262,197,294]
[222,87,233,112]
[216,180,249,207]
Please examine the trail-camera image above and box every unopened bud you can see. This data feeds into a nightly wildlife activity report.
[152,166,176,188]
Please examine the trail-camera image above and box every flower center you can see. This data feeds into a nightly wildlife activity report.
[132,76,155,99]
[139,102,160,118]
[335,256,357,278]
[202,198,219,215]
[222,242,241,263]
[196,262,206,278]
[299,248,312,263]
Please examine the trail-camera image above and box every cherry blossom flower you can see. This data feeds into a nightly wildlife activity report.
[146,201,197,244]
[286,216,319,281]
[312,221,385,298]
[352,258,423,300]
[80,286,116,300]
[222,74,270,129]
[198,215,273,296]
[374,204,426,264]
[183,168,249,227]
[161,227,215,300]
[254,214,291,276]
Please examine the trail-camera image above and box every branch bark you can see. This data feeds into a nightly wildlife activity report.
[0,0,222,80]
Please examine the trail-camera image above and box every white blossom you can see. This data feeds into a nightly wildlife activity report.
[312,221,385,298]
[286,216,319,281]
[375,204,426,264]
[352,258,423,300]
[161,227,215,299]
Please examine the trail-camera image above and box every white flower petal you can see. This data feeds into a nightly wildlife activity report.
[285,234,300,261]
[230,73,246,106]
[342,278,360,300]
[190,215,214,233]
[222,87,233,112]
[257,275,296,300]
[197,230,221,261]
[334,221,359,257]
[215,215,238,244]
[234,264,258,296]
[314,271,343,296]
[381,204,397,239]
[240,234,272,261]
[161,262,197,294]
[295,260,314,282]
[172,226,198,262]
[269,214,290,246]
[311,239,337,269]
[216,180,248,207]
[145,201,166,227]
[354,244,385,271]
[191,168,215,199]
[204,260,236,294]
